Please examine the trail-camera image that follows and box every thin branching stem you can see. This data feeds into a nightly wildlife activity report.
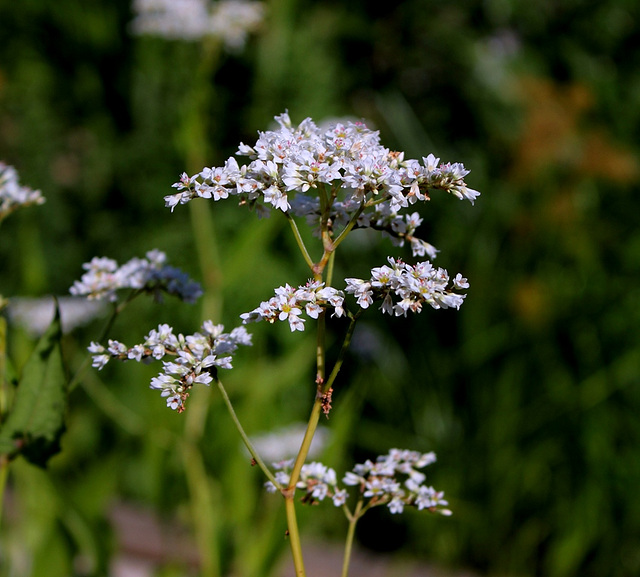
[216,378,280,489]
[287,213,315,272]
[341,499,364,577]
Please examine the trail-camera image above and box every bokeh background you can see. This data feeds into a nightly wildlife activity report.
[1,1,639,576]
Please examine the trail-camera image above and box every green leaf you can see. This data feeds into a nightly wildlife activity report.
[0,300,67,467]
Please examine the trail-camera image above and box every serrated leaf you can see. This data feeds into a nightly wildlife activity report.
[0,300,67,467]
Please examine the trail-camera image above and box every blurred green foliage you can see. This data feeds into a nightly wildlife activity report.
[1,0,639,576]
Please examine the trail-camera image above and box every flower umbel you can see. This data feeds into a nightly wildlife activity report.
[88,321,252,412]
[240,280,345,332]
[345,257,469,315]
[69,249,203,304]
[265,448,451,516]
[166,112,480,258]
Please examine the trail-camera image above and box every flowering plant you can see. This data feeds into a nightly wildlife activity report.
[73,111,478,576]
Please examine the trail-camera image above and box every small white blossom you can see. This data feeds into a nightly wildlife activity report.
[87,322,251,412]
[70,250,203,304]
[266,448,451,517]
[0,162,45,222]
[131,0,264,51]
[241,281,345,332]
[167,112,479,257]
[345,257,468,315]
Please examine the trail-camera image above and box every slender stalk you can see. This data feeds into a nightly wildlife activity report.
[215,378,280,489]
[68,289,143,392]
[0,316,7,418]
[332,202,366,250]
[325,251,336,287]
[285,496,306,577]
[341,500,364,577]
[183,386,220,577]
[0,456,8,527]
[323,311,360,393]
[286,213,315,272]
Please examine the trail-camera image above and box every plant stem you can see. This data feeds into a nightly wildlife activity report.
[215,378,280,489]
[184,387,220,577]
[285,496,306,577]
[0,316,7,418]
[287,213,315,272]
[69,293,138,392]
[0,456,8,527]
[324,311,360,393]
[332,202,366,250]
[341,500,363,577]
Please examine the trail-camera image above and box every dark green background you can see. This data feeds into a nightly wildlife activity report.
[1,1,639,576]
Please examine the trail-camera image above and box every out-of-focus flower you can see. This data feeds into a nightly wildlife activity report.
[0,162,45,222]
[69,249,202,304]
[131,0,264,50]
[250,423,328,462]
[7,296,107,337]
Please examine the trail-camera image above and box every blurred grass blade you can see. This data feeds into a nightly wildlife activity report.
[0,299,67,467]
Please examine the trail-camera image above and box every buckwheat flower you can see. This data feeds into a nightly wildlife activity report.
[345,257,468,316]
[250,423,328,462]
[88,321,251,412]
[70,250,202,304]
[131,0,264,51]
[167,112,479,259]
[241,281,345,331]
[0,162,45,222]
[332,488,348,507]
[265,448,451,516]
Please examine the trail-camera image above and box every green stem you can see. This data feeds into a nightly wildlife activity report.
[286,213,315,272]
[0,316,7,418]
[183,386,220,577]
[285,496,306,577]
[0,456,8,526]
[324,311,360,393]
[68,292,139,392]
[215,378,280,489]
[341,500,364,577]
[332,202,366,250]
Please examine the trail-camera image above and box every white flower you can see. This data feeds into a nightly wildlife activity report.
[130,0,264,50]
[168,112,479,259]
[70,250,203,304]
[0,162,45,221]
[346,257,468,315]
[88,321,251,412]
[241,281,345,332]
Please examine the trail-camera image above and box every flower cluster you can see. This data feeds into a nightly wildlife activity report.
[265,449,451,516]
[88,321,252,412]
[0,162,45,222]
[343,449,451,515]
[166,112,479,254]
[240,280,345,332]
[69,249,203,304]
[131,0,264,50]
[265,460,348,508]
[345,257,469,315]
